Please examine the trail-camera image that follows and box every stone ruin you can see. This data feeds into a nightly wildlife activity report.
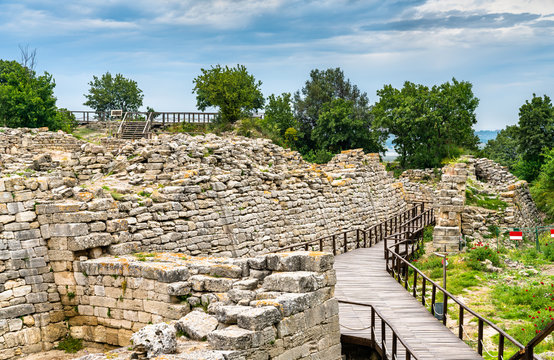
[0,127,408,359]
[0,127,543,359]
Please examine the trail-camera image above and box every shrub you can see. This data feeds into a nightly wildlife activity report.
[466,242,501,270]
[55,335,83,353]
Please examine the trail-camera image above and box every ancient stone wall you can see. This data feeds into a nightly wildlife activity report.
[432,163,468,252]
[0,128,408,357]
[71,251,340,359]
[0,178,67,360]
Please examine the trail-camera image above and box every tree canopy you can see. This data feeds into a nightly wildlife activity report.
[193,64,264,123]
[515,94,554,181]
[293,68,385,159]
[0,59,57,128]
[83,72,144,113]
[372,78,479,168]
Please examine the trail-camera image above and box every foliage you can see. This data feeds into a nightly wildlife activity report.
[301,148,335,164]
[193,64,264,124]
[83,72,144,113]
[531,148,554,221]
[50,108,77,133]
[55,335,83,353]
[293,67,385,155]
[0,59,57,128]
[311,98,377,154]
[482,125,520,169]
[264,93,297,138]
[515,94,554,181]
[466,242,501,270]
[465,186,509,211]
[372,78,479,168]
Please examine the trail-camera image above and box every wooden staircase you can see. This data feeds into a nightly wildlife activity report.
[117,112,153,140]
[120,121,149,140]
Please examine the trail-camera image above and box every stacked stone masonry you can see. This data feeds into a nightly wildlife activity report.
[432,163,468,252]
[71,251,341,359]
[0,128,408,358]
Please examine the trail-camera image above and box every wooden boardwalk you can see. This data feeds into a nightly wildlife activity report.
[335,242,483,360]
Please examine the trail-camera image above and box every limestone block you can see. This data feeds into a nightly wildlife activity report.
[213,305,251,324]
[130,322,177,358]
[262,271,322,293]
[68,233,113,251]
[175,310,218,340]
[50,223,88,237]
[208,325,261,350]
[237,306,282,331]
[0,304,35,319]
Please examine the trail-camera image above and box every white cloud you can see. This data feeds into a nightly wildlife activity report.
[150,0,290,29]
[415,0,554,16]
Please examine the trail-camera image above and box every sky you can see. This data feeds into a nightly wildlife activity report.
[1,0,553,130]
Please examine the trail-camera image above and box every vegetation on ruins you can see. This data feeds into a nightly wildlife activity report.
[483,93,554,220]
[412,230,554,357]
[83,72,144,113]
[55,335,83,353]
[192,64,265,124]
[372,78,480,169]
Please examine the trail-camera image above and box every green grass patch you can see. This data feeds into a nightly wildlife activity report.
[465,187,509,211]
[55,335,83,353]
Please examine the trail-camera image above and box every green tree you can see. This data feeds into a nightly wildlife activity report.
[83,72,144,113]
[193,64,264,123]
[264,93,296,137]
[482,125,520,169]
[531,148,554,221]
[515,94,554,181]
[372,78,479,168]
[293,67,385,155]
[0,60,57,128]
[311,98,377,154]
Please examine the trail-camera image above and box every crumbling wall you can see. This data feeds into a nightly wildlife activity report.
[432,163,468,252]
[0,129,408,358]
[0,178,67,360]
[72,251,340,359]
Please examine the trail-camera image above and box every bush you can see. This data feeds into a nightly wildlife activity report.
[50,108,77,133]
[55,335,83,353]
[466,242,501,270]
[302,148,335,164]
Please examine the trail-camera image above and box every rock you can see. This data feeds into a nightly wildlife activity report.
[130,322,177,358]
[175,310,218,340]
[237,306,282,331]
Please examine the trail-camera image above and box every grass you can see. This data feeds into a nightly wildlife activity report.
[410,232,554,357]
[465,186,509,211]
[55,336,83,353]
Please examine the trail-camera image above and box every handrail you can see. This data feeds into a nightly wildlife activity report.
[338,299,419,359]
[142,112,152,138]
[116,112,128,137]
[385,235,542,360]
[69,110,218,125]
[509,320,554,360]
[274,203,427,254]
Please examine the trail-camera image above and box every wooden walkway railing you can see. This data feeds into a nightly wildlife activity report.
[384,224,548,360]
[68,110,218,126]
[276,203,429,255]
[278,202,552,359]
[339,299,420,359]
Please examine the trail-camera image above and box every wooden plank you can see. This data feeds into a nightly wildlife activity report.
[335,243,483,360]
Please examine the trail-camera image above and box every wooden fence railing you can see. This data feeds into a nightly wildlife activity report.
[339,299,420,359]
[385,228,547,360]
[275,203,429,254]
[68,111,218,126]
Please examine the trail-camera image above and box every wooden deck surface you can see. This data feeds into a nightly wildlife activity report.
[335,242,483,360]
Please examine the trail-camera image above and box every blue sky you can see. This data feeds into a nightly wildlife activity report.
[1,0,553,130]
